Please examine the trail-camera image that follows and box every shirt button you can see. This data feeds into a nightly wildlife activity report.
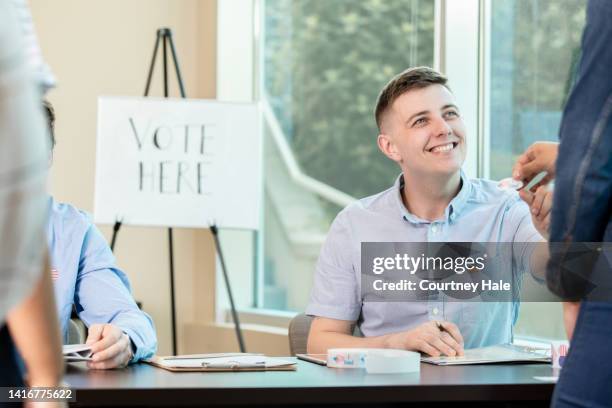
[450,213,456,221]
[432,307,439,315]
[431,225,438,233]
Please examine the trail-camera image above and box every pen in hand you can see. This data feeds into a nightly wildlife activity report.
[435,320,465,357]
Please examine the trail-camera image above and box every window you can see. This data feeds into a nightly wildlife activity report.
[487,0,585,180]
[217,1,584,342]
[260,0,437,311]
[485,0,586,340]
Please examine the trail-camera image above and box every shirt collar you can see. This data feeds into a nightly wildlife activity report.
[394,169,471,224]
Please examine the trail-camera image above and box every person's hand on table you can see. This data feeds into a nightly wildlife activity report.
[513,141,559,188]
[519,185,553,239]
[384,320,464,357]
[86,323,134,369]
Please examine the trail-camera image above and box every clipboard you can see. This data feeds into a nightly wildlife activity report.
[146,354,297,372]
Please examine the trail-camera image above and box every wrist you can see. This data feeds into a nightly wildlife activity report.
[125,333,136,363]
[381,333,392,349]
[382,332,402,349]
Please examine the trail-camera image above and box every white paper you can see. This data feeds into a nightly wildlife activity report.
[156,355,295,369]
[201,356,295,369]
[63,344,93,361]
[422,344,550,365]
[534,376,558,382]
[94,96,262,230]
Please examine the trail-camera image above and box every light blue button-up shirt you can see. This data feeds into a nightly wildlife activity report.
[47,198,157,361]
[306,171,542,349]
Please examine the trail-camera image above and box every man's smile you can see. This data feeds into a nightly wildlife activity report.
[427,142,459,154]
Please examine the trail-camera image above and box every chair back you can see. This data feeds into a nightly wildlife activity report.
[288,313,314,355]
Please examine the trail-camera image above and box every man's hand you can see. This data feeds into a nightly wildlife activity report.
[513,142,559,187]
[384,320,464,357]
[519,185,553,239]
[86,324,133,369]
[563,302,581,341]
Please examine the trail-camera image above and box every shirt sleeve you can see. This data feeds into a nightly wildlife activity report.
[306,209,361,322]
[0,4,49,322]
[506,196,544,280]
[74,221,157,362]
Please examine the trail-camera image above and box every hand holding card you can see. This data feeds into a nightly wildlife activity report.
[62,344,93,362]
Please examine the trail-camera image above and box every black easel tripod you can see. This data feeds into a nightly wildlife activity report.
[110,27,246,354]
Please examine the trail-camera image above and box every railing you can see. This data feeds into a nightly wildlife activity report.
[261,99,356,208]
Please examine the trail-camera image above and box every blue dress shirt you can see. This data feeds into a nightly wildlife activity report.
[46,197,157,362]
[306,171,542,349]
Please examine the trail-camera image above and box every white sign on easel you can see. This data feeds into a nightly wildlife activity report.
[94,96,261,230]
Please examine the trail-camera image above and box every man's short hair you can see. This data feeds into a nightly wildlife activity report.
[42,99,55,149]
[374,66,449,131]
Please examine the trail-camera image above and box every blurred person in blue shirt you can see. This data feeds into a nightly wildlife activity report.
[43,101,157,369]
[0,3,64,392]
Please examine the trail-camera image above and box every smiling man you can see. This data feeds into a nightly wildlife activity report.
[306,67,549,357]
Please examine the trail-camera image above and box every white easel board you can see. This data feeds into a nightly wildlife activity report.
[94,96,261,230]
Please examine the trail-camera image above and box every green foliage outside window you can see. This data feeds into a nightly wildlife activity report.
[489,0,585,180]
[264,0,435,198]
[265,0,586,188]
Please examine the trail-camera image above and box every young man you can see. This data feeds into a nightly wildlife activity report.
[306,67,551,357]
[44,102,157,369]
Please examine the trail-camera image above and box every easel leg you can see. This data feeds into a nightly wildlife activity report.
[168,228,177,355]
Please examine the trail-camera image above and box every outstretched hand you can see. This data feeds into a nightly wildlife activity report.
[513,142,558,189]
[519,185,553,239]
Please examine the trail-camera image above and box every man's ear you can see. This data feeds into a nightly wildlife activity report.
[377,133,401,162]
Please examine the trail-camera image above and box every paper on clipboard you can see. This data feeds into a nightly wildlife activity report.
[146,353,297,372]
[421,344,551,365]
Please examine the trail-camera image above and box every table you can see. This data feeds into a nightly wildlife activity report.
[65,360,556,407]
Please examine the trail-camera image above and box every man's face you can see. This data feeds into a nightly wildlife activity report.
[378,84,466,177]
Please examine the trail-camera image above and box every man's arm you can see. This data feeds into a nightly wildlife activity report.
[505,192,548,284]
[307,317,380,354]
[75,222,157,367]
[516,186,554,281]
[307,317,464,357]
[6,258,63,386]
